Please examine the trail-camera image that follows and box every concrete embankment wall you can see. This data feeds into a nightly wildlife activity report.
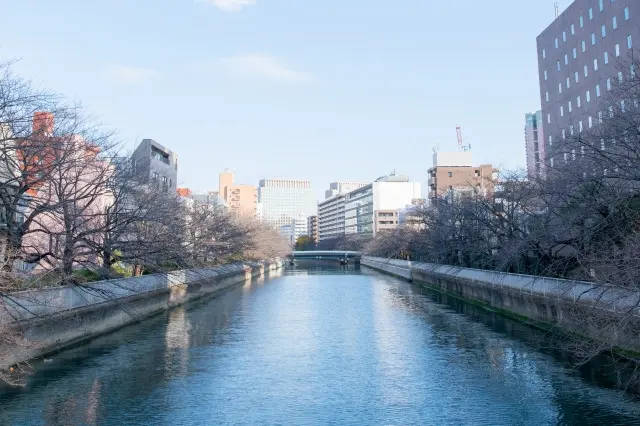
[362,256,640,350]
[0,260,282,370]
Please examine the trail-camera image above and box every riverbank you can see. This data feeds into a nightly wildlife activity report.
[361,256,640,353]
[0,260,283,372]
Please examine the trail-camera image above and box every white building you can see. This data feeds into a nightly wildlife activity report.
[294,213,308,241]
[258,178,316,229]
[318,173,421,240]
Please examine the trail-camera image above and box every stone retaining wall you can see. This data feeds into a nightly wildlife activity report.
[0,260,282,370]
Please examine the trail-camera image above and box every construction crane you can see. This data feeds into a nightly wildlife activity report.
[456,126,471,152]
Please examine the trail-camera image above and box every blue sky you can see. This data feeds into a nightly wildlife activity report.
[0,0,572,199]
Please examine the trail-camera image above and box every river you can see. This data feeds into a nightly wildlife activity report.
[1,262,640,425]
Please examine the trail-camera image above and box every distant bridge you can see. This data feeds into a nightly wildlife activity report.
[287,251,361,265]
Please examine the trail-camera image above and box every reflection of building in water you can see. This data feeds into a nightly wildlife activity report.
[165,308,191,376]
[85,379,102,425]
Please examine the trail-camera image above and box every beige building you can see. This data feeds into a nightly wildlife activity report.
[219,170,258,217]
[427,152,494,201]
[373,210,399,233]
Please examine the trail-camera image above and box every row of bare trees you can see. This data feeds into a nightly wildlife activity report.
[364,56,640,388]
[0,61,289,291]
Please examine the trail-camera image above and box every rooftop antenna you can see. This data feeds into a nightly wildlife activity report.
[554,1,559,18]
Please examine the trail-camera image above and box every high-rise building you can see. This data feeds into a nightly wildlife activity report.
[218,170,257,216]
[307,215,319,244]
[258,178,316,229]
[294,213,308,241]
[131,139,178,194]
[427,151,494,201]
[537,1,639,166]
[525,111,546,180]
[344,173,421,235]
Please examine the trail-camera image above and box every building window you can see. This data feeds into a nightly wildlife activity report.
[547,113,551,124]
[579,121,583,132]
[625,7,630,20]
[618,71,624,83]
[571,24,575,35]
[586,90,591,102]
[575,71,579,82]
[555,38,559,48]
[557,60,561,71]
[562,129,566,139]
[596,84,601,97]
[599,111,603,123]
[601,139,606,150]
[607,78,612,90]
[550,158,555,168]
[542,48,546,59]
[604,51,609,64]
[631,64,636,77]
[567,77,571,88]
[565,54,569,65]
[613,16,618,29]
[582,40,586,52]
[559,83,562,93]
[588,116,593,128]
[573,47,577,58]
[584,65,589,77]
[549,135,553,145]
[569,100,573,112]
[570,125,574,135]
[615,43,620,56]
[447,172,452,177]
[591,33,596,45]
[602,25,607,38]
[594,58,599,71]
[580,15,584,27]
[560,105,564,116]
[563,31,567,42]
[589,8,593,19]
[609,105,614,117]
[544,70,548,80]
[599,0,603,11]
[621,99,626,112]
[577,96,582,107]
[545,91,549,102]
[628,35,633,49]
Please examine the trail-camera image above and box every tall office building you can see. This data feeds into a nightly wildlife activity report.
[218,170,258,217]
[131,139,178,194]
[258,178,316,229]
[537,1,639,166]
[525,111,546,180]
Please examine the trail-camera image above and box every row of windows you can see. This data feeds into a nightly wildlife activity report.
[544,32,632,77]
[546,67,636,124]
[542,5,630,59]
[549,99,638,150]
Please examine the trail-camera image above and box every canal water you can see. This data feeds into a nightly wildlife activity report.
[1,262,640,425]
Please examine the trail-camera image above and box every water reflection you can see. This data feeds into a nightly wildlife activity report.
[1,264,639,424]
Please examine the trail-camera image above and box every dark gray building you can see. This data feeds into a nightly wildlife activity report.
[131,139,178,193]
[537,1,639,167]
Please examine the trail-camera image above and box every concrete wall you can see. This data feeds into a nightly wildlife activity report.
[0,260,282,370]
[362,256,640,350]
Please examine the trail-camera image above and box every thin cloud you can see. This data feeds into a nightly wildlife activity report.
[220,54,311,83]
[107,65,159,85]
[205,0,256,12]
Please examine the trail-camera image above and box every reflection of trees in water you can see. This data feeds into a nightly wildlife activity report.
[383,279,640,420]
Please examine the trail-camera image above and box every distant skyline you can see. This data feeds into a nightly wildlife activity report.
[0,0,574,201]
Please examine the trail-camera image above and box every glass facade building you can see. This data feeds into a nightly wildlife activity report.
[258,179,316,229]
